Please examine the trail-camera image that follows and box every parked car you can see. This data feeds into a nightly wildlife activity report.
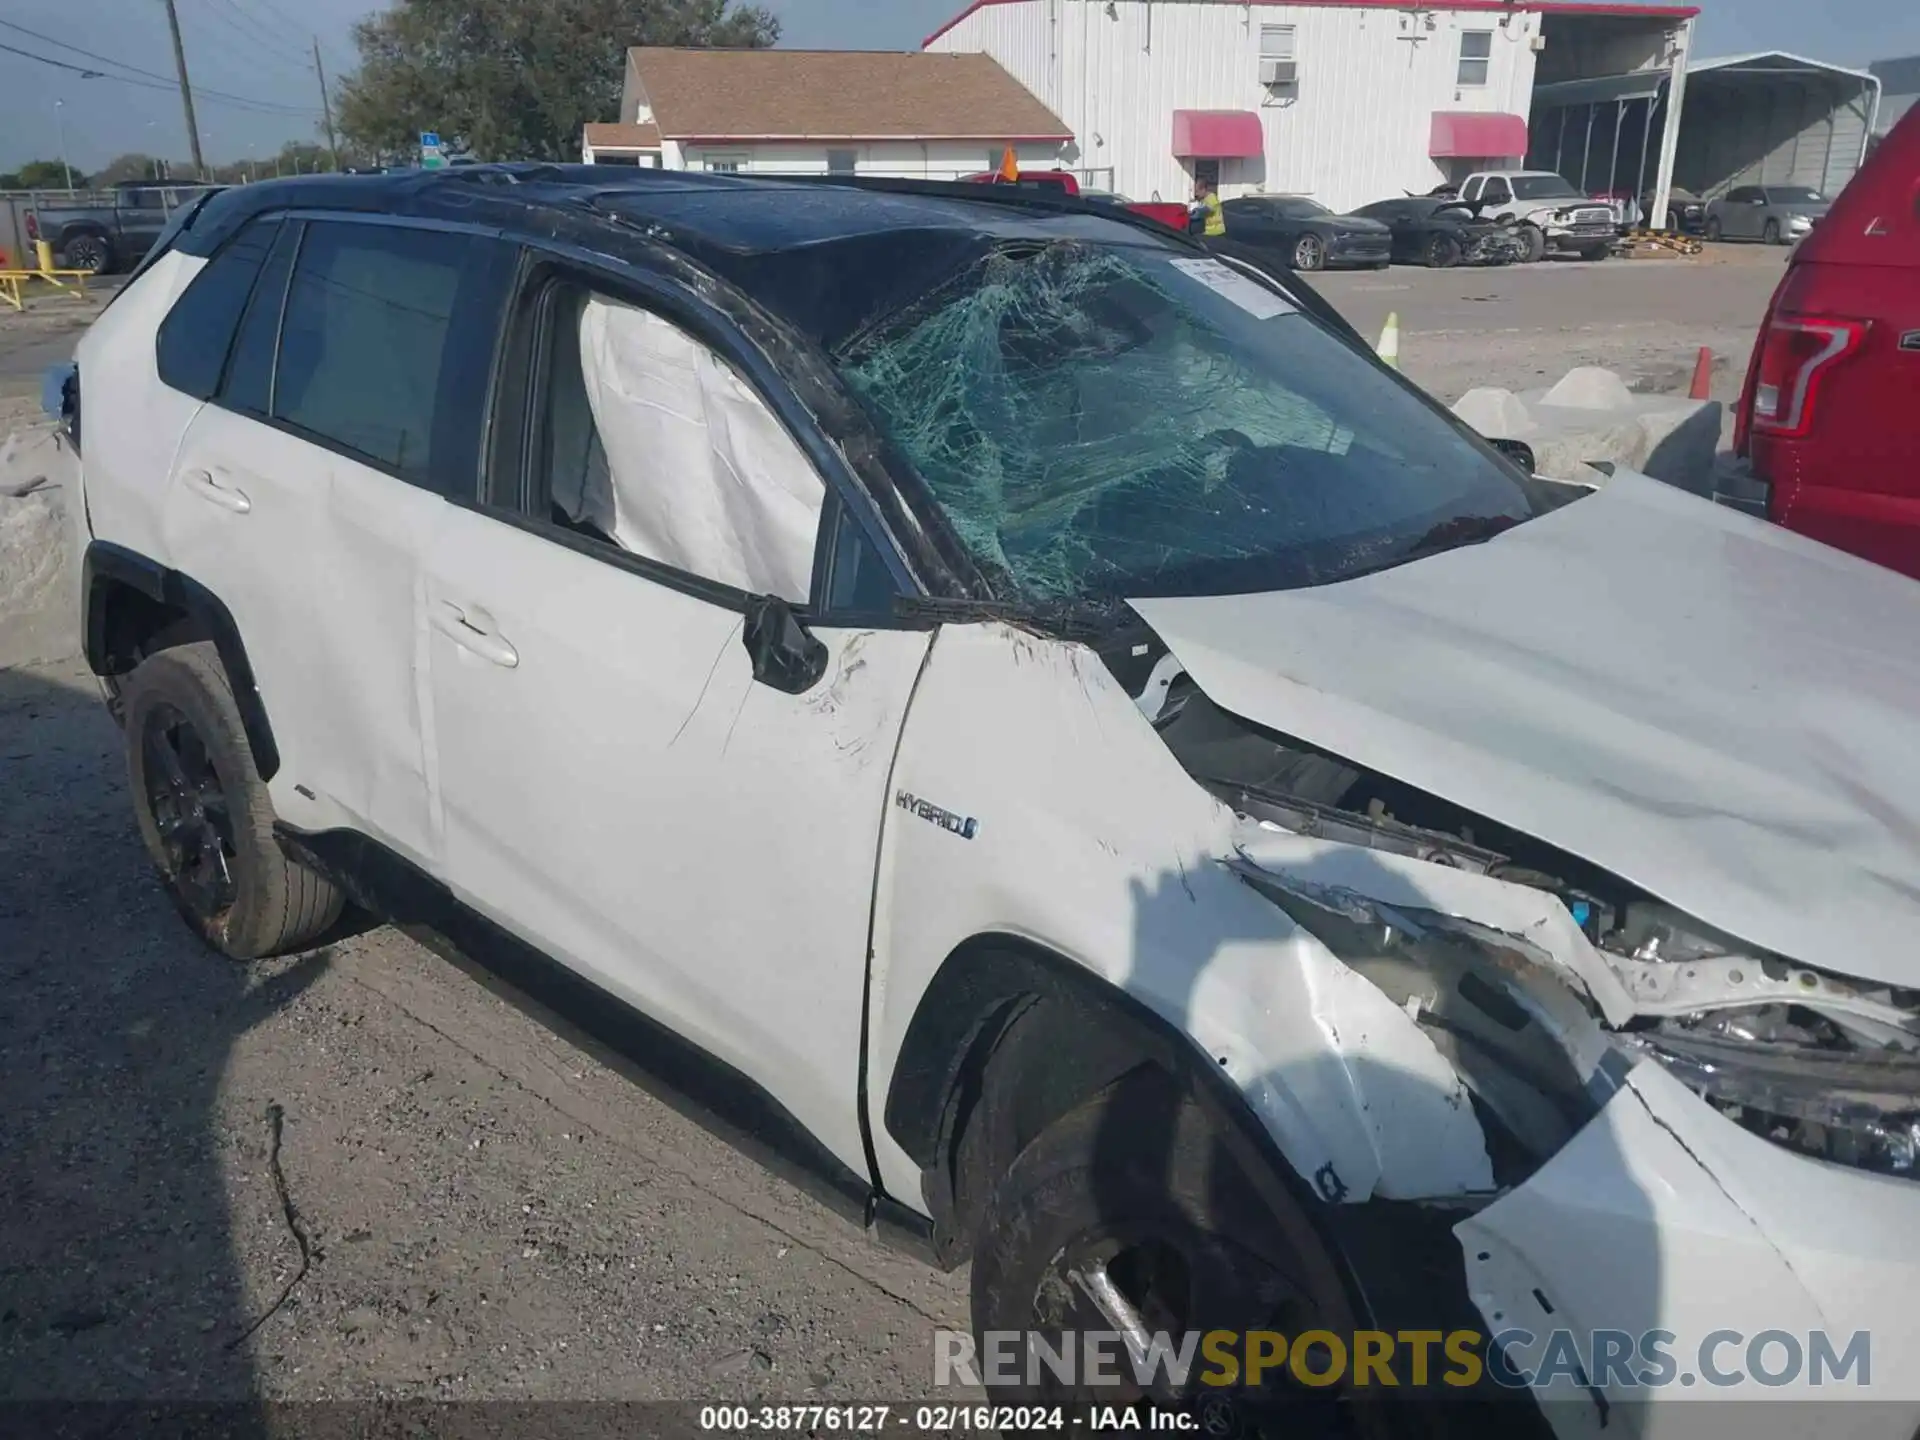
[56,167,1920,1433]
[958,169,1190,231]
[25,182,220,274]
[1450,170,1617,261]
[1705,184,1830,244]
[1726,104,1920,580]
[1350,196,1525,267]
[1215,195,1390,271]
[1649,185,1708,234]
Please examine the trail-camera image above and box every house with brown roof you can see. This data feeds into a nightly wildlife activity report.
[581,47,1073,179]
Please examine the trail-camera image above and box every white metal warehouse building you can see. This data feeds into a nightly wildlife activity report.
[925,0,1704,215]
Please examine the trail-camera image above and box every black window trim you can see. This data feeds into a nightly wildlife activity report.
[201,209,514,504]
[477,239,924,626]
[216,217,300,408]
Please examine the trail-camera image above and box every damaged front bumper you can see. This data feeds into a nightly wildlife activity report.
[1227,834,1920,1432]
[1464,232,1528,266]
[1463,1060,1920,1432]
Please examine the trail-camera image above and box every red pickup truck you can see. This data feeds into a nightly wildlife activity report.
[1727,104,1920,580]
[961,170,1191,232]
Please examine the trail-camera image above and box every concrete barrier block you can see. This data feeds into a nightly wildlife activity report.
[1452,369,1722,499]
[1540,366,1637,411]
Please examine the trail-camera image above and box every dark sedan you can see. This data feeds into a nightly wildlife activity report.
[1215,195,1392,271]
[1350,197,1524,268]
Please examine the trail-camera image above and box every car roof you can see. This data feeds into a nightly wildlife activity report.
[172,164,1169,261]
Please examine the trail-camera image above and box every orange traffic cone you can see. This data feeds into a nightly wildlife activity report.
[1689,346,1713,400]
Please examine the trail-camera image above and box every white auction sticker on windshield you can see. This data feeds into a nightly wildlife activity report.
[1168,257,1296,320]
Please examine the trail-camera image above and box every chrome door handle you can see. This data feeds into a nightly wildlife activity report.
[430,601,518,669]
[183,469,250,514]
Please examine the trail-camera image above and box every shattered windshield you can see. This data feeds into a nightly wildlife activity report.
[834,240,1537,601]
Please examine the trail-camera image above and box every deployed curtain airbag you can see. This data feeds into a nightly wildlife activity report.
[565,297,823,602]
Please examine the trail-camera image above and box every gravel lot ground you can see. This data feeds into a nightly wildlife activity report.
[0,659,972,1411]
[0,244,1783,1414]
[1313,243,1784,409]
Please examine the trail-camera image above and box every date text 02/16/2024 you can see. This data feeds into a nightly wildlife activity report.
[697,1404,1199,1433]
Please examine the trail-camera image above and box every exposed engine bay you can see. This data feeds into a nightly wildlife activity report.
[1109,636,1920,1188]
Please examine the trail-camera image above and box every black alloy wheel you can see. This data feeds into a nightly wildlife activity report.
[62,233,111,274]
[139,701,240,925]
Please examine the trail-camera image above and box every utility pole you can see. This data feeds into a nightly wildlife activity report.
[161,0,206,180]
[314,37,340,172]
[54,100,74,190]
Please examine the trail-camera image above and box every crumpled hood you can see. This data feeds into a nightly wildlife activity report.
[1130,470,1920,989]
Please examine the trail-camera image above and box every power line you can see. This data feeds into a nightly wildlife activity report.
[0,35,320,116]
[246,0,355,69]
[0,18,180,86]
[193,0,318,72]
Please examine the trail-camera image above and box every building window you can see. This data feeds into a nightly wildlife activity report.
[705,155,745,173]
[1457,30,1492,87]
[827,149,858,175]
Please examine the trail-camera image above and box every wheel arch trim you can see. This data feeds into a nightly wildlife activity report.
[83,539,281,780]
[882,930,1362,1267]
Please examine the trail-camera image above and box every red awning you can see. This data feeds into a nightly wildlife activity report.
[1172,110,1265,159]
[1429,111,1531,159]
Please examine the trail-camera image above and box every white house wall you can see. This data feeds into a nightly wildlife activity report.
[670,140,1064,178]
[931,0,1542,213]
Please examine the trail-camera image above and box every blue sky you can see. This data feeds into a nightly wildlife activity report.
[6,0,1919,172]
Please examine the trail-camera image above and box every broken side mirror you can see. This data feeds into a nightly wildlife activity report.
[743,594,828,695]
[1487,437,1537,475]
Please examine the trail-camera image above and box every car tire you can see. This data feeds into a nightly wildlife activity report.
[1516,224,1547,264]
[1579,244,1610,262]
[60,232,113,275]
[1763,219,1782,245]
[1425,233,1462,269]
[1368,260,1391,270]
[123,641,341,959]
[1705,217,1723,242]
[1291,232,1327,272]
[969,1068,1365,1427]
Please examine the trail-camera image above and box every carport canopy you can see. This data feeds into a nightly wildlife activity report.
[1679,52,1883,200]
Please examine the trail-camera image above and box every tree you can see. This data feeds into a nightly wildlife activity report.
[336,0,777,163]
[90,153,171,186]
[2,159,76,190]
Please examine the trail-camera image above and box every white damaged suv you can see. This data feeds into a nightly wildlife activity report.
[60,168,1920,1435]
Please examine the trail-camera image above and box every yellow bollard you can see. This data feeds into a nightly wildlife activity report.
[35,239,55,274]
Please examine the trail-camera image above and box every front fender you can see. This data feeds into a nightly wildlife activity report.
[869,621,1492,1208]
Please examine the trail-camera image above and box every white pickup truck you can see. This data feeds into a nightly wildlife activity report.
[1448,170,1619,263]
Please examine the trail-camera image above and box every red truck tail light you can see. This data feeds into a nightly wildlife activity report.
[23,212,38,241]
[1747,314,1868,439]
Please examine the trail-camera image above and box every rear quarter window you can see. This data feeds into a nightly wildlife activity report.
[155,219,281,400]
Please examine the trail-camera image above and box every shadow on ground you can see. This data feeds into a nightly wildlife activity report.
[0,660,328,1429]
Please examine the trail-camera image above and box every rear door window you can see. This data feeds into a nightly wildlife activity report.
[155,218,280,400]
[270,220,511,497]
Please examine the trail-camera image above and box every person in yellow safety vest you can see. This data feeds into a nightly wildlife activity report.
[1191,176,1226,238]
